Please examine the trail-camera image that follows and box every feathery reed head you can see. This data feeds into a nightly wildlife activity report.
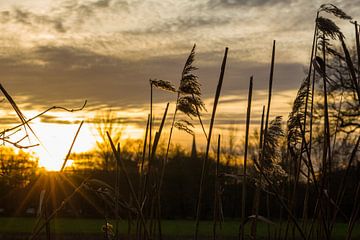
[177,96,198,118]
[287,78,310,150]
[263,116,284,166]
[174,119,194,135]
[176,44,206,136]
[179,79,201,95]
[256,116,287,189]
[150,79,176,92]
[181,44,198,81]
[179,44,201,96]
[319,4,352,20]
[316,16,343,39]
[177,95,206,118]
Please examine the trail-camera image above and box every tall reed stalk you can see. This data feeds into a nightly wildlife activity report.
[212,134,221,240]
[115,143,120,240]
[107,132,150,239]
[355,21,360,85]
[60,121,84,172]
[139,114,150,200]
[300,11,319,232]
[239,76,253,240]
[250,105,265,240]
[259,41,275,240]
[194,47,228,240]
[136,115,149,239]
[262,40,276,149]
[154,45,206,238]
[149,81,153,173]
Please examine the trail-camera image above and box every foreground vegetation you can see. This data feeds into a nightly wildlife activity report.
[1,218,359,239]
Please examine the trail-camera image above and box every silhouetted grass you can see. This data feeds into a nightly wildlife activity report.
[1,217,359,239]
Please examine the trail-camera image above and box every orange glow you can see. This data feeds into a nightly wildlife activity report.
[25,122,144,171]
[28,122,94,171]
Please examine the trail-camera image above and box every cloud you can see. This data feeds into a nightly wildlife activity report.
[124,14,230,35]
[208,0,292,8]
[39,115,77,124]
[53,0,130,30]
[0,7,66,33]
[0,0,129,33]
[0,43,305,112]
[0,0,356,68]
[0,0,357,122]
[0,116,21,125]
[59,0,121,24]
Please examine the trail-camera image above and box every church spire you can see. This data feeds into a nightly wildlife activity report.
[191,135,197,159]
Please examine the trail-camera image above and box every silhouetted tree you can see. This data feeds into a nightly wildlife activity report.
[93,109,123,171]
[0,146,38,188]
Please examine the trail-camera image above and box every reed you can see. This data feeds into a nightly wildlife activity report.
[107,132,150,239]
[250,105,265,240]
[60,121,84,172]
[262,40,276,147]
[239,76,253,240]
[355,21,360,85]
[212,134,221,240]
[194,47,228,240]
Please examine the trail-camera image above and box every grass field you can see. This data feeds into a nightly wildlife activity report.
[0,217,359,239]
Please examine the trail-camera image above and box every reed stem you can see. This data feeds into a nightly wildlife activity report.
[195,47,228,240]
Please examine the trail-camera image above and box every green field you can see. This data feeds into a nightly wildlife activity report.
[0,217,359,239]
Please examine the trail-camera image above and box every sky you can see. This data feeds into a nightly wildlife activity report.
[0,0,358,169]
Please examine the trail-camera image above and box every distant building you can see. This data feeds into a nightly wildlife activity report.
[191,135,197,159]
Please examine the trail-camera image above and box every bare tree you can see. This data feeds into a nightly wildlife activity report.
[93,109,123,171]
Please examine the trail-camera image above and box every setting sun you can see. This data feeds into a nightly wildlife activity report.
[20,118,145,171]
[27,121,95,171]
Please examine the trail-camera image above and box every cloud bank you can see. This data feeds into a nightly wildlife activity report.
[0,0,357,121]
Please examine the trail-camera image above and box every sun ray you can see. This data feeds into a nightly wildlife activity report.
[13,173,46,216]
[58,174,105,217]
[55,174,84,218]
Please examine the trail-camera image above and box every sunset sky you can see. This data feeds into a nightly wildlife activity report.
[0,0,358,169]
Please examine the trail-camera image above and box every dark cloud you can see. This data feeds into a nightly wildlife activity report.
[208,0,292,8]
[62,0,115,12]
[218,96,247,105]
[0,44,305,111]
[213,118,263,126]
[40,115,77,124]
[125,15,230,35]
[0,0,129,33]
[37,110,148,126]
[56,0,129,27]
[0,116,20,125]
[87,116,147,126]
[33,45,121,68]
[0,7,66,33]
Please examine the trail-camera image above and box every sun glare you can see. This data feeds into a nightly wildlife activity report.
[28,122,95,171]
[25,122,144,171]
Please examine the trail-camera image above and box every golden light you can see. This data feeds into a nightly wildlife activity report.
[28,122,145,171]
[28,121,95,171]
